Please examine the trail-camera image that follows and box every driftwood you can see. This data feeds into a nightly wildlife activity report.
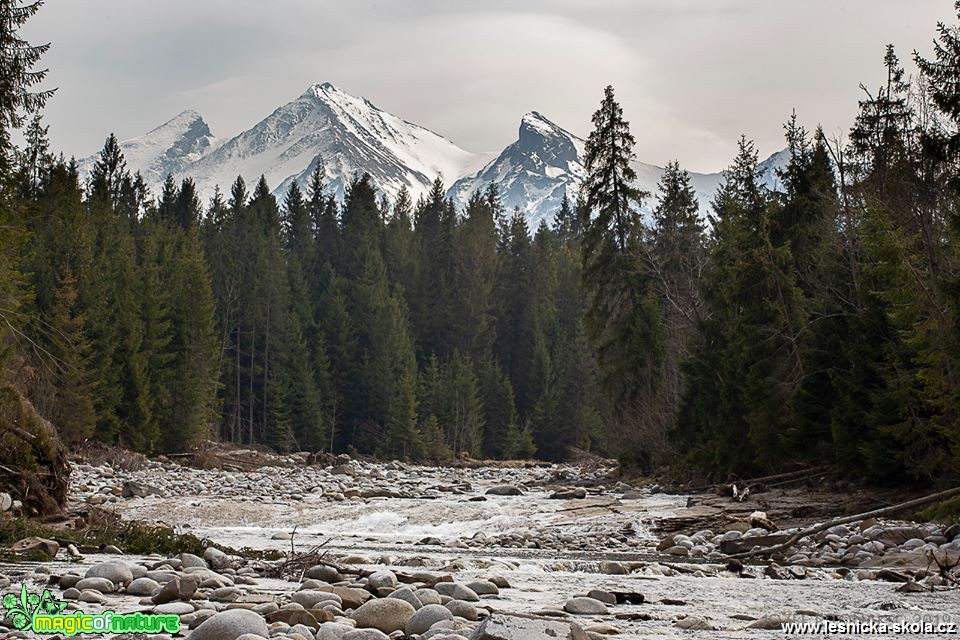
[729,485,960,559]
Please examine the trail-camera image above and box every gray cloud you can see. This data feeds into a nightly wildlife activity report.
[25,0,953,172]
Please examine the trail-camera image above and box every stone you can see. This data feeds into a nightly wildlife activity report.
[85,560,133,585]
[389,586,423,609]
[291,590,340,608]
[102,544,124,554]
[945,523,960,541]
[154,601,195,615]
[366,570,397,590]
[11,536,59,557]
[319,586,371,610]
[58,574,82,589]
[179,575,199,599]
[342,630,390,640]
[465,580,499,596]
[675,616,714,630]
[485,485,523,496]
[586,590,616,605]
[179,552,208,568]
[621,489,644,500]
[78,589,108,604]
[564,597,608,615]
[126,577,160,596]
[435,582,479,602]
[445,599,478,621]
[584,623,621,635]
[747,615,795,630]
[416,588,443,606]
[121,480,159,498]
[0,492,11,511]
[210,586,242,601]
[599,561,627,575]
[266,609,320,629]
[75,577,116,593]
[190,609,270,640]
[550,488,587,500]
[471,614,582,639]
[316,623,357,640]
[152,576,181,604]
[874,527,928,547]
[305,564,341,583]
[204,546,233,570]
[350,598,416,633]
[406,604,455,635]
[487,575,511,589]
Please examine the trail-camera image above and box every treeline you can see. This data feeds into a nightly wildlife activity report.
[8,130,602,459]
[580,27,960,482]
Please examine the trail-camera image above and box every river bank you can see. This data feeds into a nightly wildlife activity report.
[0,452,957,639]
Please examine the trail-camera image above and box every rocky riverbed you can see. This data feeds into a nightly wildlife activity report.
[1,454,958,639]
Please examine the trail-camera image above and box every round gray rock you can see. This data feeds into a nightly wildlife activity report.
[350,598,416,633]
[85,560,133,585]
[444,599,478,621]
[75,577,116,593]
[189,608,270,640]
[405,603,454,635]
[564,596,608,615]
[125,577,160,596]
[367,570,397,590]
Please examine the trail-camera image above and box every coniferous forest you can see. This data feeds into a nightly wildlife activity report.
[3,0,960,486]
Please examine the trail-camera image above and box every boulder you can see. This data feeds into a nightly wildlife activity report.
[11,536,59,557]
[319,586,372,610]
[550,488,587,500]
[406,603,454,635]
[75,577,116,593]
[435,582,479,602]
[126,577,160,596]
[85,560,133,585]
[204,546,233,570]
[121,480,159,498]
[564,597,608,615]
[485,485,523,496]
[189,609,270,640]
[350,598,416,633]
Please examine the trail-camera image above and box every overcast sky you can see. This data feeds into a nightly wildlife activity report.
[24,0,955,173]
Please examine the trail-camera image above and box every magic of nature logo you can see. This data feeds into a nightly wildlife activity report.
[2,584,181,636]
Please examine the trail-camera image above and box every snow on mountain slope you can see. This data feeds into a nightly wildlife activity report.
[448,111,585,229]
[79,83,789,227]
[78,110,220,187]
[179,83,489,204]
[448,110,788,226]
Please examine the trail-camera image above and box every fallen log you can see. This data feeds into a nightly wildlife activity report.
[728,485,960,560]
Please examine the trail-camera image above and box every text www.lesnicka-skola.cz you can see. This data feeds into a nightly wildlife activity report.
[782,618,959,636]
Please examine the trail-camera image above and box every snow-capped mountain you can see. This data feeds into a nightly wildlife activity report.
[448,111,585,229]
[449,110,788,227]
[79,83,789,226]
[178,83,490,204]
[78,110,220,187]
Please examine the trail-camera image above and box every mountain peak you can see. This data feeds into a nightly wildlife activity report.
[520,110,559,132]
[518,111,577,148]
[143,109,207,137]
